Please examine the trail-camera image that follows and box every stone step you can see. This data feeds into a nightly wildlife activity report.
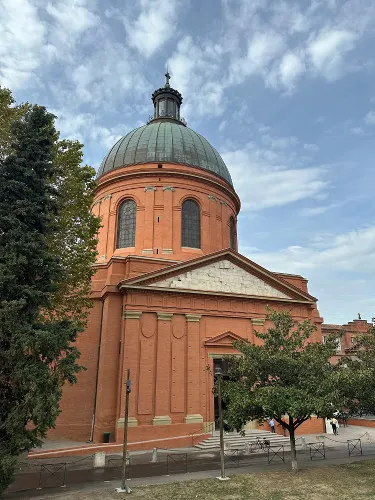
[195,430,291,450]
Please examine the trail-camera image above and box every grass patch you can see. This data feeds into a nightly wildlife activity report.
[48,460,375,499]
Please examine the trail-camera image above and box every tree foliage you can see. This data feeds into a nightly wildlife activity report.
[221,308,339,471]
[336,323,375,416]
[47,139,101,324]
[0,89,100,494]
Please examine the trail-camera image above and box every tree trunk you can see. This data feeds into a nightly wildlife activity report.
[289,417,298,472]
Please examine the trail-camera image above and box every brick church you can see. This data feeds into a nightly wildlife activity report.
[52,75,371,448]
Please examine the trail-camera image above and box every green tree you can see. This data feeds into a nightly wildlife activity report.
[0,87,30,161]
[0,92,100,494]
[47,139,101,324]
[336,322,375,417]
[221,308,339,471]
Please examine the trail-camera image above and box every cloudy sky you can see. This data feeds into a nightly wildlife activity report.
[1,0,375,324]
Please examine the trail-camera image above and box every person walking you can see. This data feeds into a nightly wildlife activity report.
[269,418,276,433]
[331,417,338,435]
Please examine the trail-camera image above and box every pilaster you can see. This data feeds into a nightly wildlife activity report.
[185,314,203,423]
[120,311,142,426]
[162,186,174,254]
[143,186,156,252]
[154,312,173,424]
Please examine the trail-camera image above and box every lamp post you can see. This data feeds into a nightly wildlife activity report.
[116,369,132,494]
[214,366,229,481]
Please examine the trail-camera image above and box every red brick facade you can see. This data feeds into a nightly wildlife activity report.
[48,152,334,448]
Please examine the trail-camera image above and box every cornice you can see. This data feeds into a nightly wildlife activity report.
[95,165,241,212]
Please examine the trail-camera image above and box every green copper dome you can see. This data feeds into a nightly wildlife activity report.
[97,121,233,187]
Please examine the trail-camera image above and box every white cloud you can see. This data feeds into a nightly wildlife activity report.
[246,226,375,274]
[303,143,319,152]
[350,127,365,135]
[278,52,305,89]
[299,203,340,216]
[365,111,375,125]
[229,30,285,86]
[54,109,125,151]
[0,0,45,88]
[46,0,99,48]
[168,36,227,118]
[221,143,328,211]
[307,29,357,81]
[122,0,181,58]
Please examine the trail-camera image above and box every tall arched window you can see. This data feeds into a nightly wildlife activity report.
[117,199,136,248]
[181,199,201,248]
[229,216,236,250]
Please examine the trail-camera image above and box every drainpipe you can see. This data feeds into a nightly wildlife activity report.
[89,296,105,443]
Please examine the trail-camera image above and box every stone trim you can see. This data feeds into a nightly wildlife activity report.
[162,249,173,254]
[185,314,201,322]
[144,186,157,192]
[103,194,112,200]
[123,311,142,319]
[117,417,138,428]
[152,416,172,426]
[208,353,242,359]
[142,249,154,255]
[219,200,228,206]
[162,186,175,192]
[208,195,217,201]
[184,414,203,424]
[251,318,265,326]
[97,255,106,260]
[157,312,173,321]
[204,421,215,433]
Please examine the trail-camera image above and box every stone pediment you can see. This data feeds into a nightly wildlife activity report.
[150,259,290,298]
[204,331,245,347]
[119,250,316,303]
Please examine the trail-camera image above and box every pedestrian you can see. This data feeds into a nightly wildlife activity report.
[269,418,276,433]
[331,417,338,435]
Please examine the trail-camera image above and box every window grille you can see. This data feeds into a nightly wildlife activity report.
[117,199,136,248]
[181,199,201,248]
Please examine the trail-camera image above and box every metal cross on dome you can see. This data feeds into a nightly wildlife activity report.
[165,71,171,87]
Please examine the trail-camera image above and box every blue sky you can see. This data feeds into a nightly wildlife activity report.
[1,0,375,324]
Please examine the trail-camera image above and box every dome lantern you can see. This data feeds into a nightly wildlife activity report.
[149,72,186,126]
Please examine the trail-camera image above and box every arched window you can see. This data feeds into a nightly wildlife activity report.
[181,199,201,248]
[117,199,136,248]
[229,216,236,250]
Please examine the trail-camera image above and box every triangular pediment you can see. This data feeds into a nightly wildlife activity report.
[204,331,245,347]
[119,250,316,303]
[149,259,292,298]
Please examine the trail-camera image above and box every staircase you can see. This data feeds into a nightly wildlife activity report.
[195,430,290,450]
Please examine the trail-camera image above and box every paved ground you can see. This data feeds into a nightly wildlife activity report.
[5,425,375,498]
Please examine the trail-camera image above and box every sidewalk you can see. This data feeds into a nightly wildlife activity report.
[6,425,375,498]
[5,446,375,499]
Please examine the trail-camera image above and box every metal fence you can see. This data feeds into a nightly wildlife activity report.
[7,437,372,495]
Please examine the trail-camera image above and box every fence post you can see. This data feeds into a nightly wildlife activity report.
[151,448,158,463]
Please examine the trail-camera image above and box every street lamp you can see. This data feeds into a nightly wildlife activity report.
[116,368,132,494]
[214,366,229,481]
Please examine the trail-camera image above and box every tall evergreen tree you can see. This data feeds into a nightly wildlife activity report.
[0,106,83,494]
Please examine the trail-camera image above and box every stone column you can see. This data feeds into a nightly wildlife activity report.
[153,312,173,425]
[185,314,203,424]
[117,311,142,431]
[143,186,156,255]
[162,186,174,254]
